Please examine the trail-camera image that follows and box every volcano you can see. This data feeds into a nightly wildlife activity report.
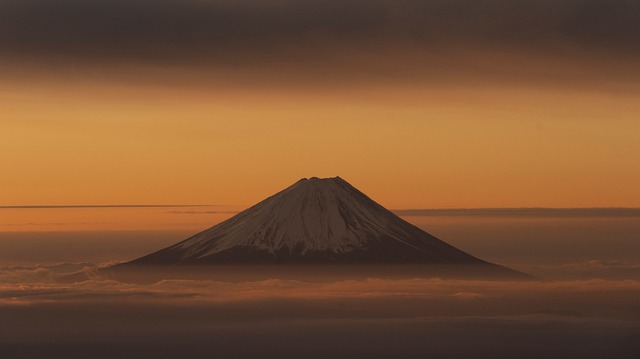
[125,177,525,278]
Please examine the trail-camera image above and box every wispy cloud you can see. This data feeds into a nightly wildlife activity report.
[2,263,640,304]
[0,205,219,209]
[5,206,637,218]
[1,263,639,358]
[166,210,240,215]
[393,208,640,218]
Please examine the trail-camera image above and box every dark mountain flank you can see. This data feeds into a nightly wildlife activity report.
[121,177,528,279]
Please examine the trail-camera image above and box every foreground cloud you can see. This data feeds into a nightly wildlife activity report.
[2,263,640,307]
[1,262,639,358]
[1,0,638,89]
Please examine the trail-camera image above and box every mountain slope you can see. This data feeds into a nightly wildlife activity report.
[127,177,505,267]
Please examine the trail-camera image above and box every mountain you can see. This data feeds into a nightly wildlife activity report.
[125,177,524,278]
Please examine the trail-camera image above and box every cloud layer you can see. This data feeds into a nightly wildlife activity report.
[1,0,639,88]
[2,0,638,60]
[1,263,639,358]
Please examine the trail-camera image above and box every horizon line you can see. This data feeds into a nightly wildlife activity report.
[393,208,640,217]
[0,205,220,209]
[1,205,640,216]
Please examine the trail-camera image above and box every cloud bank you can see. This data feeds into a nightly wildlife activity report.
[1,263,639,358]
[1,0,638,61]
[1,0,638,88]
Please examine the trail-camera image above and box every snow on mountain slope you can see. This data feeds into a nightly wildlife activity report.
[128,177,485,264]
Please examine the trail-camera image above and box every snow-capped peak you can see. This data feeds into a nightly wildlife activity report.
[130,177,481,264]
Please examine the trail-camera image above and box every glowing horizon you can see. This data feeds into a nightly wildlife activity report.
[2,0,639,223]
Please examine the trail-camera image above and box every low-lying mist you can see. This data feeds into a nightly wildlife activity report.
[1,263,639,358]
[1,213,639,358]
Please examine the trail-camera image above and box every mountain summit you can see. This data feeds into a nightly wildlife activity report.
[128,177,514,272]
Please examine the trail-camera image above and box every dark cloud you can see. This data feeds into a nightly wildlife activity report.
[1,270,639,358]
[521,260,640,280]
[2,0,638,56]
[0,0,386,65]
[0,0,638,85]
[1,315,638,359]
[1,259,639,357]
[0,231,189,266]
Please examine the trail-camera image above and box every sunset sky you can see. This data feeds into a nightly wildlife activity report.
[2,3,640,358]
[2,0,639,212]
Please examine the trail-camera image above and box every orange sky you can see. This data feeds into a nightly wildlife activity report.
[1,0,639,214]
[2,73,639,210]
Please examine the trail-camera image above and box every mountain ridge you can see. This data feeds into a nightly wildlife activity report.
[125,177,515,271]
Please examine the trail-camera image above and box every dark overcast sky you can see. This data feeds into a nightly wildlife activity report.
[1,0,638,68]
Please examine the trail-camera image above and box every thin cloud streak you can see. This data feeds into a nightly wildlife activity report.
[2,262,640,304]
[393,208,640,218]
[166,210,240,214]
[0,205,220,209]
[3,206,639,217]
